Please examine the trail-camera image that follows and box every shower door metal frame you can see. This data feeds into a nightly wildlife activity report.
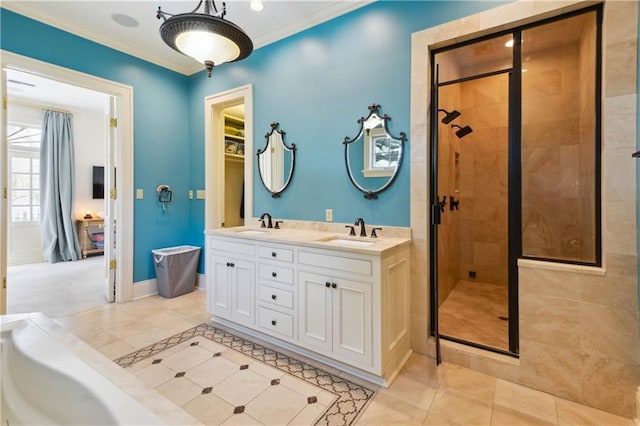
[430,36,521,357]
[428,2,603,362]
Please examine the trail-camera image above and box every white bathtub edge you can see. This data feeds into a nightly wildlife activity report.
[3,313,203,426]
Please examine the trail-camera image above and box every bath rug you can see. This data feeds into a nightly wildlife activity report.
[115,323,375,425]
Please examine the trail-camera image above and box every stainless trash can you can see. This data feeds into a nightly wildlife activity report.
[152,245,201,298]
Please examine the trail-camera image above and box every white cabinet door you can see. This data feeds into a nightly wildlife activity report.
[332,278,372,367]
[298,271,372,368]
[209,254,255,326]
[298,271,332,353]
[231,259,255,326]
[209,254,232,318]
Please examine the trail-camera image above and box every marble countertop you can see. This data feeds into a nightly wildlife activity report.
[205,226,411,256]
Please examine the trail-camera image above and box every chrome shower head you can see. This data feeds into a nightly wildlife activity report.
[438,109,461,124]
[451,124,473,138]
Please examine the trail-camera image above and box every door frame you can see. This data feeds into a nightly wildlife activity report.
[0,51,135,313]
[429,50,519,357]
[204,84,253,230]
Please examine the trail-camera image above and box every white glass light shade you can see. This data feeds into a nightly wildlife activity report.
[175,31,240,65]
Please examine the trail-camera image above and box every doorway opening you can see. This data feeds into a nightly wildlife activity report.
[204,85,253,231]
[1,52,135,315]
[5,69,111,317]
[430,6,602,357]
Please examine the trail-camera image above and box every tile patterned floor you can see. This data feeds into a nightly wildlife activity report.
[114,323,374,425]
[55,290,635,425]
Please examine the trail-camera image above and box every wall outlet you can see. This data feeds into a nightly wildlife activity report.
[136,189,144,199]
[325,209,333,222]
[196,190,206,200]
[188,190,194,200]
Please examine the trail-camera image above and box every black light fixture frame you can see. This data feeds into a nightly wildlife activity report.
[157,0,253,77]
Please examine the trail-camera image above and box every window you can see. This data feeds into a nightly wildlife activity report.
[8,123,41,223]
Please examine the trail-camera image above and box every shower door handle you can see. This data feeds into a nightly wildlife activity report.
[432,196,447,225]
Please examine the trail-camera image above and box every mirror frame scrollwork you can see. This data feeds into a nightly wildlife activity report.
[257,122,297,198]
[343,104,407,200]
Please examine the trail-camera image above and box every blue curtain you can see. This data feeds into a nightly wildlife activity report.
[40,110,81,262]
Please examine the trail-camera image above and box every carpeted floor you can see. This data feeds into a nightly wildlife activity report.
[7,256,108,318]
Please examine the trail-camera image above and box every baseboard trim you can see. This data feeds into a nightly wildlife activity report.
[132,273,206,300]
[133,279,158,299]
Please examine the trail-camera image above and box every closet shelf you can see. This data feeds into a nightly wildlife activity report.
[225,153,245,162]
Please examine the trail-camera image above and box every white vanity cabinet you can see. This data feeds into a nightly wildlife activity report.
[205,231,411,386]
[207,238,256,327]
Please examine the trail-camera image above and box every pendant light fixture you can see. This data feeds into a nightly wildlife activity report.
[157,0,253,77]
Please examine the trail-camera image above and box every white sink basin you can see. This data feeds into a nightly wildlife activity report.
[320,237,375,247]
[235,229,269,235]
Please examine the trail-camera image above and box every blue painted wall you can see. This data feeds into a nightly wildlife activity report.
[1,9,191,282]
[2,1,508,281]
[187,1,507,259]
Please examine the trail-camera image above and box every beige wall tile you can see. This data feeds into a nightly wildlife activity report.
[604,201,638,256]
[605,94,638,150]
[604,40,638,97]
[519,294,580,349]
[580,301,640,364]
[518,339,582,401]
[518,267,580,300]
[604,0,639,45]
[604,148,637,202]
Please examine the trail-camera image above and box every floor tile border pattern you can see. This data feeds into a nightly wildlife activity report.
[114,323,375,425]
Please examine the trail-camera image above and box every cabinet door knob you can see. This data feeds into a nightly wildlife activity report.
[272,272,277,278]
[271,320,277,326]
[325,282,331,288]
[226,262,235,267]
[271,294,277,300]
[271,251,277,257]
[331,282,337,289]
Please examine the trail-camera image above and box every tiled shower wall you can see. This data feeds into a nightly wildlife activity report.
[411,0,639,417]
[458,75,509,287]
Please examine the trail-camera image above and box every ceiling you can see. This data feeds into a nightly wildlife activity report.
[2,0,372,76]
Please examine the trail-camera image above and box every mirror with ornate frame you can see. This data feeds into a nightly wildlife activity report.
[257,122,296,198]
[343,104,406,199]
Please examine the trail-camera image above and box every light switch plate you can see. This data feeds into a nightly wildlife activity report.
[196,190,206,199]
[326,209,333,222]
[136,189,144,199]
[188,190,193,200]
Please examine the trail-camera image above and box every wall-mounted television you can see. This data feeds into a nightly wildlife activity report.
[93,166,104,199]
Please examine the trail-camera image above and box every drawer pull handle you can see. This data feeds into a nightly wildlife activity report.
[271,294,277,300]
[272,272,277,278]
[226,262,235,267]
[325,282,331,288]
[331,282,337,289]
[271,251,277,257]
[271,320,277,326]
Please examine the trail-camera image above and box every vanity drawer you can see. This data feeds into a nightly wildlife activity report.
[298,251,373,276]
[258,246,294,263]
[258,306,294,338]
[258,263,294,285]
[258,284,294,309]
[210,238,256,257]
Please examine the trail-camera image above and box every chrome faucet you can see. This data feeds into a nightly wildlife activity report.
[354,217,367,237]
[259,212,273,229]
